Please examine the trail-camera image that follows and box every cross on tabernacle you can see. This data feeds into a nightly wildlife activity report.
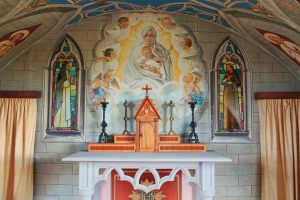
[142,84,152,97]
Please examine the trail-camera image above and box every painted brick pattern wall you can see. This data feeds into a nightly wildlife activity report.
[0,14,299,200]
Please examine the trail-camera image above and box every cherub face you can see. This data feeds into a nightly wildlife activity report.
[183,73,193,83]
[118,21,129,29]
[109,50,115,58]
[194,77,202,84]
[162,17,172,25]
[182,38,192,48]
[103,71,114,82]
[117,17,129,29]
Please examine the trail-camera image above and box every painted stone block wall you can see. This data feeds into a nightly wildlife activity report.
[0,14,299,200]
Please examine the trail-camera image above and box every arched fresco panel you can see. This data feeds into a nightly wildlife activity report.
[257,28,300,68]
[88,13,207,136]
[0,24,40,58]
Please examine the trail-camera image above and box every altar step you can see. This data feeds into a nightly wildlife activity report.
[88,134,206,152]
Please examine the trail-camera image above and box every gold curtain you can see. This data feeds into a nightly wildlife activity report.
[258,99,300,200]
[0,98,37,200]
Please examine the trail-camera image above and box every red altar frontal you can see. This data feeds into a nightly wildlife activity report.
[111,170,182,200]
[89,85,206,153]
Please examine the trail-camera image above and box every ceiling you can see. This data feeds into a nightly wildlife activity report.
[0,0,300,79]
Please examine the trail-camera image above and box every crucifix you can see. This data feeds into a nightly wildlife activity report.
[142,84,152,97]
[122,100,130,135]
[168,100,176,134]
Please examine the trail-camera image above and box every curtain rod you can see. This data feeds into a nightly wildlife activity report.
[255,92,300,100]
[0,91,41,98]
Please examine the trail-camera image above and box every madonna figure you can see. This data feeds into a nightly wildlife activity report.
[123,26,173,88]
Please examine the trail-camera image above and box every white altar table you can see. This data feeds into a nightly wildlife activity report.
[62,151,231,200]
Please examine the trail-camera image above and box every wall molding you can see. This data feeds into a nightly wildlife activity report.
[255,92,300,100]
[0,91,41,98]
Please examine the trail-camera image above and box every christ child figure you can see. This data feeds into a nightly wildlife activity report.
[138,46,167,78]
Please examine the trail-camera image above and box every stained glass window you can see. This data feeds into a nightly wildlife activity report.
[45,35,85,139]
[211,37,249,138]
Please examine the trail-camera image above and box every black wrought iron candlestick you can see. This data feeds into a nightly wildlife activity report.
[98,99,109,143]
[168,100,176,134]
[188,101,199,143]
[122,100,130,135]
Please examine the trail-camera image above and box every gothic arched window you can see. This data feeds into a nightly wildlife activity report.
[44,34,86,140]
[211,37,251,141]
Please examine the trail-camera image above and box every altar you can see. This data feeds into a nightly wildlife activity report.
[63,85,232,199]
[62,151,231,200]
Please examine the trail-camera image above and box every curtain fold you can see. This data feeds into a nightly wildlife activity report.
[0,98,37,200]
[258,99,300,200]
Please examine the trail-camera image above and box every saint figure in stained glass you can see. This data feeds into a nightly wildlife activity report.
[51,38,79,130]
[213,39,246,133]
[220,61,241,130]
